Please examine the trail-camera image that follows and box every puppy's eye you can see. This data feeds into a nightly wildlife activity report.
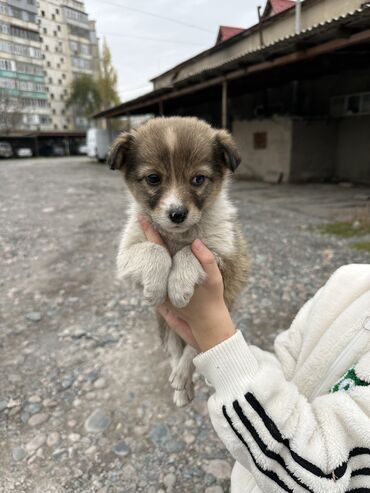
[191,175,205,186]
[146,174,161,186]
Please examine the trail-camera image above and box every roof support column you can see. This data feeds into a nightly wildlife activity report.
[221,80,228,129]
[159,100,164,116]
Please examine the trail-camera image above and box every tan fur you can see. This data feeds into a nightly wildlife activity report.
[109,116,249,406]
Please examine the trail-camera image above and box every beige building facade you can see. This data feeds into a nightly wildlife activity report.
[94,0,370,185]
[152,0,365,91]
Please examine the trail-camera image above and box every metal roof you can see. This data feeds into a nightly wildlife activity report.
[93,4,370,119]
[262,0,295,18]
[215,26,246,45]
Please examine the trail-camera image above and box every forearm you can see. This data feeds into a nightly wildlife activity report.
[190,302,236,352]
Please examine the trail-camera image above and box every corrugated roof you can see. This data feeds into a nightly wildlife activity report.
[93,4,370,119]
[179,4,370,83]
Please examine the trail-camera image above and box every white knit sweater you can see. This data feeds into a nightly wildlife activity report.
[194,265,370,493]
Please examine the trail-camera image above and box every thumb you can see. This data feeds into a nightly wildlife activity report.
[191,239,220,279]
[138,213,167,249]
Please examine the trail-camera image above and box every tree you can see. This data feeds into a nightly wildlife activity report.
[67,74,102,118]
[0,89,23,133]
[98,38,120,108]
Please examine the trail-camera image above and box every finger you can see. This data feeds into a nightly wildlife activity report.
[191,239,221,280]
[138,214,167,248]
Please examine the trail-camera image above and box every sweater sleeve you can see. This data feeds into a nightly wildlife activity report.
[194,330,370,492]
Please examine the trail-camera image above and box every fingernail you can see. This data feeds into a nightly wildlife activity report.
[193,239,203,250]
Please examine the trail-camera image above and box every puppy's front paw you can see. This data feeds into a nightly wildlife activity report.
[173,384,194,407]
[143,278,167,306]
[168,247,206,308]
[168,272,195,308]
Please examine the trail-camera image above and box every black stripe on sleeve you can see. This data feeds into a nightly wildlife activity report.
[346,489,370,492]
[222,405,294,493]
[350,448,370,458]
[351,468,370,477]
[245,392,347,480]
[232,400,314,492]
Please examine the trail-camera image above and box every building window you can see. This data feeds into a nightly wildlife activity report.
[0,22,10,35]
[0,2,37,23]
[57,25,61,31]
[56,8,59,14]
[64,6,88,24]
[253,132,267,150]
[71,56,91,71]
[52,14,55,20]
[10,25,40,42]
[43,27,47,34]
[41,10,45,16]
[54,31,57,36]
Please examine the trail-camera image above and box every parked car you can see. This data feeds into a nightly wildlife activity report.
[0,141,13,158]
[16,147,33,158]
[52,145,66,156]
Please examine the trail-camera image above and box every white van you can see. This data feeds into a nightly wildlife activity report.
[87,128,115,162]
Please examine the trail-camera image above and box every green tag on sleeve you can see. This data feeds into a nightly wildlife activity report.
[330,366,369,394]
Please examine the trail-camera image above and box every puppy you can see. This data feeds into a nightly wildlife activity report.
[108,116,249,407]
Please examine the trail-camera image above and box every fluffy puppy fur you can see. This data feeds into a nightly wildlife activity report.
[108,116,249,407]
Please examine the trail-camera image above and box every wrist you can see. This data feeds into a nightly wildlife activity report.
[192,306,236,352]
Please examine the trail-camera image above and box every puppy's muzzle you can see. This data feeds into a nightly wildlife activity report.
[168,207,188,224]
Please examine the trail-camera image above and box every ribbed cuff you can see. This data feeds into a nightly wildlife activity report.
[193,331,259,400]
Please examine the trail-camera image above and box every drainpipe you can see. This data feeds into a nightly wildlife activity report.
[295,0,302,34]
[257,6,264,47]
[221,80,228,129]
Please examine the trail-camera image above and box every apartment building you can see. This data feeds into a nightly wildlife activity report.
[39,0,100,131]
[0,0,100,132]
[0,0,49,131]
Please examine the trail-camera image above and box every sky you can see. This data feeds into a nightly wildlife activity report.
[84,0,263,102]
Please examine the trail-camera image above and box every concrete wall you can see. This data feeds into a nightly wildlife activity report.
[232,117,292,181]
[152,0,364,90]
[335,116,370,184]
[290,119,337,182]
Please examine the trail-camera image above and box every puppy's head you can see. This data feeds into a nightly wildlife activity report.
[108,117,240,233]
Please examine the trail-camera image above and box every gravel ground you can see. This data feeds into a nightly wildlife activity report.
[0,157,369,493]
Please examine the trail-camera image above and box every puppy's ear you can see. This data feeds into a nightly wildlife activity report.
[107,131,135,171]
[214,129,241,173]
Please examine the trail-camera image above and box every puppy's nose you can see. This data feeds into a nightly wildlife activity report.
[168,207,188,224]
